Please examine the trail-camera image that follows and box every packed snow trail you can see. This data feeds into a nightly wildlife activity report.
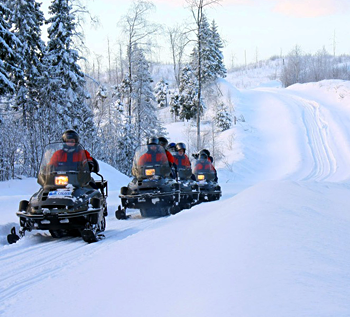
[226,82,350,184]
[297,99,337,181]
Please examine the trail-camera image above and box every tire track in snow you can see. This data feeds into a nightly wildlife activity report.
[0,214,159,310]
[251,88,341,182]
[297,99,337,181]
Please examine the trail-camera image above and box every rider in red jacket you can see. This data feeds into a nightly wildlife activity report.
[49,130,95,169]
[138,137,168,166]
[158,136,177,179]
[173,142,191,168]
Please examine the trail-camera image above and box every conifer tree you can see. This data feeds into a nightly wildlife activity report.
[154,79,168,108]
[178,65,202,121]
[190,15,216,85]
[115,117,138,176]
[7,0,48,175]
[190,16,226,86]
[215,102,231,131]
[131,45,163,143]
[0,2,22,95]
[186,0,222,149]
[210,20,226,80]
[169,89,180,121]
[43,0,95,147]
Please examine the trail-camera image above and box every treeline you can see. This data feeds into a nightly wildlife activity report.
[281,46,350,87]
[0,0,230,181]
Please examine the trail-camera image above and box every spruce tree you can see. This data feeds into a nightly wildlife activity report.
[190,15,226,86]
[115,117,138,176]
[43,0,95,146]
[7,0,47,175]
[190,15,216,85]
[154,79,168,108]
[178,65,201,121]
[131,45,163,143]
[169,89,180,121]
[210,20,226,80]
[0,2,22,95]
[215,102,231,132]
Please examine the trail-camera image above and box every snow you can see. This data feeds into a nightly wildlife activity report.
[2,76,350,316]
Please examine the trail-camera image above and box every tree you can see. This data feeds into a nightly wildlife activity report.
[210,19,226,79]
[119,0,158,120]
[281,45,305,87]
[190,16,226,88]
[7,0,47,175]
[0,2,22,95]
[167,24,189,87]
[131,44,163,143]
[215,102,231,132]
[154,79,168,108]
[92,84,125,167]
[115,118,138,176]
[43,0,95,147]
[186,0,222,150]
[178,65,201,121]
[190,15,215,85]
[169,89,180,121]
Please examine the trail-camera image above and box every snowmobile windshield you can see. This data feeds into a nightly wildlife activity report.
[193,158,216,181]
[177,167,192,180]
[37,142,91,188]
[132,144,171,179]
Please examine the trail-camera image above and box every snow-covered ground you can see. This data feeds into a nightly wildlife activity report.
[2,78,350,316]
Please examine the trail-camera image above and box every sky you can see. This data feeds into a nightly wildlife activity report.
[3,74,350,315]
[41,0,350,68]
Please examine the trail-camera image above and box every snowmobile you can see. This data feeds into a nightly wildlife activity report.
[7,142,108,244]
[115,144,180,219]
[171,166,200,214]
[193,155,221,202]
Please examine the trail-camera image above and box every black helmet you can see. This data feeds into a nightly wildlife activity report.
[199,152,208,160]
[199,149,210,157]
[62,130,79,143]
[147,137,159,145]
[158,136,168,147]
[176,142,186,152]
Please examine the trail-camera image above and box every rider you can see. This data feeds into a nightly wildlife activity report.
[194,152,214,171]
[49,130,96,170]
[167,142,176,155]
[49,130,98,187]
[196,150,218,182]
[173,142,191,168]
[199,149,214,163]
[158,136,177,179]
[138,137,168,166]
[173,142,195,180]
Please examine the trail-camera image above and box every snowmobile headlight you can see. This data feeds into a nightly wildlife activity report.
[55,175,69,186]
[198,174,205,181]
[145,168,156,176]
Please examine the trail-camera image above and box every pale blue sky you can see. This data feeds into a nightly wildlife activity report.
[41,0,350,68]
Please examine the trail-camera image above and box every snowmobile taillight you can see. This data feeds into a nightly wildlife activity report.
[55,175,69,186]
[198,174,205,181]
[145,169,156,176]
